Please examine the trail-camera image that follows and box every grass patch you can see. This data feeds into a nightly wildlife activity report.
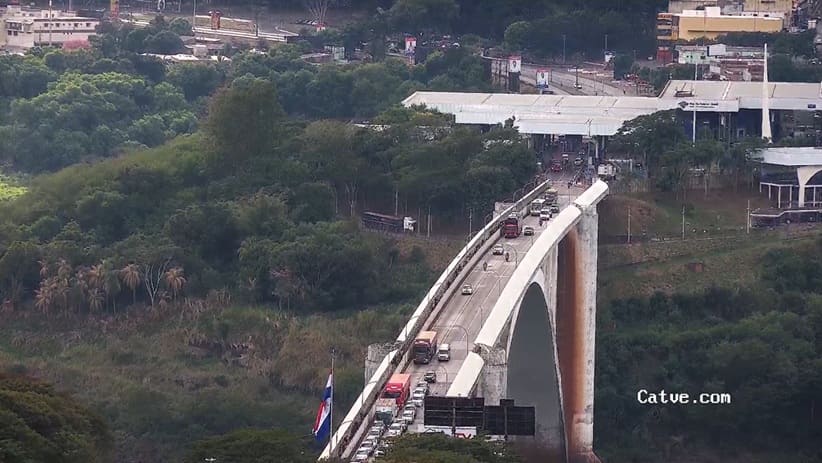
[0,172,27,201]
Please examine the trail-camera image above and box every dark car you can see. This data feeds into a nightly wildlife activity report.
[523,226,534,236]
[423,371,437,383]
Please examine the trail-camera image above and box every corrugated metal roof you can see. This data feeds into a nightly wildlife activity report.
[758,147,822,166]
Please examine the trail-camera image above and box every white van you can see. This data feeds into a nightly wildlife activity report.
[437,343,451,361]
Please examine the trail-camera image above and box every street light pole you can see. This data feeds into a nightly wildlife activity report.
[562,34,566,64]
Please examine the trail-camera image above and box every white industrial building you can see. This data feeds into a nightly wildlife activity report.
[1,5,99,50]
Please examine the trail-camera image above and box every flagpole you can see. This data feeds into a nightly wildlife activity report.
[329,347,335,455]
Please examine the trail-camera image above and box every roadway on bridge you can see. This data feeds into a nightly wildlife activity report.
[522,64,626,97]
[342,170,581,458]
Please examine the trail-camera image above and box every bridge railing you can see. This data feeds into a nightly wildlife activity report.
[320,178,555,460]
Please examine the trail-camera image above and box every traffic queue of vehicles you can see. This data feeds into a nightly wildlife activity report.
[355,339,448,461]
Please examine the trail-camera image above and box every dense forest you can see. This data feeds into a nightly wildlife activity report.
[597,241,822,462]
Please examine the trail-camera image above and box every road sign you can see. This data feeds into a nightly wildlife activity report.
[424,397,484,427]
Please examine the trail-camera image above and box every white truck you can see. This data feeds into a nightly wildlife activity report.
[530,199,545,216]
[597,163,616,181]
[375,398,398,425]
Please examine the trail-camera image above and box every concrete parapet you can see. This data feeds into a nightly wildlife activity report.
[364,343,393,384]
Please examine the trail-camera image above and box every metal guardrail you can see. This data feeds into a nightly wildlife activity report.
[319,178,555,460]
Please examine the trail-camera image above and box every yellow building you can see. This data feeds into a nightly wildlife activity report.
[675,8,784,41]
[742,0,792,15]
[657,7,784,63]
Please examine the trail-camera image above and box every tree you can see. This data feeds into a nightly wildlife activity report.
[164,266,186,301]
[205,75,284,164]
[183,428,315,463]
[388,0,459,34]
[610,110,687,179]
[0,373,113,463]
[381,434,520,463]
[301,120,369,217]
[120,263,141,305]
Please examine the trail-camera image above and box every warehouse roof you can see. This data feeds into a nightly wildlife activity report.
[755,147,822,166]
[402,81,822,136]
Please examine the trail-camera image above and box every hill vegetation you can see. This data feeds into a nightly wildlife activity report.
[0,373,113,463]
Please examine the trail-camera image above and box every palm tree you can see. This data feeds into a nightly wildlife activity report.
[163,266,186,302]
[101,260,121,313]
[87,287,104,313]
[38,259,50,279]
[34,280,54,315]
[87,263,104,290]
[120,263,141,305]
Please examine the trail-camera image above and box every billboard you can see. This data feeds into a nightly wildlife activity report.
[405,36,417,53]
[508,55,521,74]
[675,99,739,112]
[536,68,549,88]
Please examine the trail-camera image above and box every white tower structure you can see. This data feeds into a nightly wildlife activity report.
[761,43,773,142]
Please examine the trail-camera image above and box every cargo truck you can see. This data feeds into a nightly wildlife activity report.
[361,211,416,233]
[413,331,438,364]
[381,373,411,407]
[501,215,522,238]
[544,188,558,205]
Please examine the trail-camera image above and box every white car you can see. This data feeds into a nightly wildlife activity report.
[389,421,407,434]
[416,381,429,393]
[413,387,426,399]
[386,429,401,438]
[351,448,370,462]
[402,409,415,424]
[403,404,417,419]
[461,284,473,295]
[492,244,504,255]
[366,427,382,440]
[360,438,376,452]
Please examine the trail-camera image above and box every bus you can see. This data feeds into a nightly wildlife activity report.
[382,373,412,407]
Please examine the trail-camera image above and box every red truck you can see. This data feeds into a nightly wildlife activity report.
[501,215,522,238]
[382,373,412,406]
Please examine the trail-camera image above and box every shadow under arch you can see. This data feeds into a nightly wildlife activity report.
[507,280,565,460]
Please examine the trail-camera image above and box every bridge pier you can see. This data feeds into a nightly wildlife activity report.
[474,345,507,404]
[566,206,600,463]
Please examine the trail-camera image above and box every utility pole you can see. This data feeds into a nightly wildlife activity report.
[427,205,431,238]
[627,207,631,244]
[562,34,566,64]
[468,208,473,239]
[692,62,698,144]
[394,188,398,216]
[604,34,608,61]
[746,199,751,234]
[681,205,686,240]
